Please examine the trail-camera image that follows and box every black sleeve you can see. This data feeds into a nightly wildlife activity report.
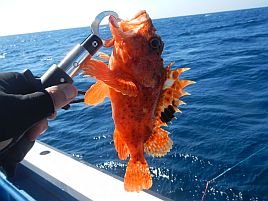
[0,72,55,141]
[0,135,35,177]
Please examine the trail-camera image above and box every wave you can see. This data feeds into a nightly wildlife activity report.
[0,52,6,59]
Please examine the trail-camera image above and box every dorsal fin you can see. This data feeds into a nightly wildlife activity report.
[144,127,173,157]
[144,64,195,157]
[157,66,195,126]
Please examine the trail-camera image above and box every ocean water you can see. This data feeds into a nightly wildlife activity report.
[1,7,268,201]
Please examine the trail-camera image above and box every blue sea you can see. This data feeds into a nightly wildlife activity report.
[1,7,268,201]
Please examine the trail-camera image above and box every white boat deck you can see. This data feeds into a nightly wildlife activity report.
[21,141,167,201]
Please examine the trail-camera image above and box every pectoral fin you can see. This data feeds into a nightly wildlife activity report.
[81,58,138,97]
[97,52,110,60]
[84,81,109,106]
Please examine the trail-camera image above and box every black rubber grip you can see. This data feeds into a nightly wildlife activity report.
[41,65,73,88]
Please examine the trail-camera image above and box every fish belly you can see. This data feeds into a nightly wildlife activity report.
[110,87,160,145]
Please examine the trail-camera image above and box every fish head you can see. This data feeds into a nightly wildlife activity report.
[108,10,165,88]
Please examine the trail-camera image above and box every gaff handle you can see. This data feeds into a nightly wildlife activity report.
[23,34,103,110]
[41,34,102,88]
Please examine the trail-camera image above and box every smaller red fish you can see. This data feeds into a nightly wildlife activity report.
[81,10,194,192]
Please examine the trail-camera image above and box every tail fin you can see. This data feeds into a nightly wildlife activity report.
[124,158,152,192]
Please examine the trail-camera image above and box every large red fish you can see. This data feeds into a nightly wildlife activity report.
[81,11,194,192]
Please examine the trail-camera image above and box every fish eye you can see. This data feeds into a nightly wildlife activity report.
[149,37,163,50]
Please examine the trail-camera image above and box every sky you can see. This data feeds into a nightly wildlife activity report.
[0,0,267,36]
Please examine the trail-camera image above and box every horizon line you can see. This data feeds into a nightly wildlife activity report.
[0,6,267,38]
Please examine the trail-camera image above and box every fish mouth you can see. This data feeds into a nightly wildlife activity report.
[108,10,152,42]
[108,15,124,42]
[108,11,161,88]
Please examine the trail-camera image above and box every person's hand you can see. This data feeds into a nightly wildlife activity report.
[26,84,78,141]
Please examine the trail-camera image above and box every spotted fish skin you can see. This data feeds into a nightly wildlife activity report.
[81,10,194,192]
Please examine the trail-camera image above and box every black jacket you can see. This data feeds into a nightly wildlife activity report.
[0,72,54,140]
[0,72,54,176]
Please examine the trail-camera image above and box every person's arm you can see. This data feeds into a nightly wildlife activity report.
[0,91,54,141]
[0,72,55,141]
[0,72,77,177]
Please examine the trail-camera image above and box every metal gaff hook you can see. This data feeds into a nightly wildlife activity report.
[91,11,119,44]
